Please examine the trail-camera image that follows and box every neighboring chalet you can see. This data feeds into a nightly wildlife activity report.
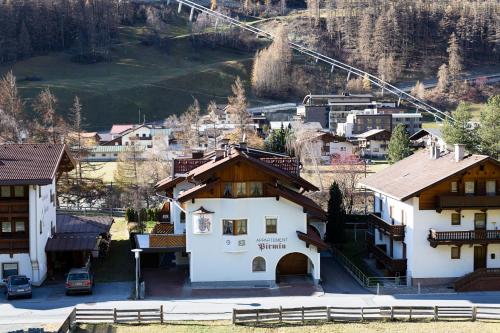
[355,129,391,159]
[303,131,356,163]
[138,144,328,287]
[360,144,500,291]
[409,128,447,151]
[0,144,74,285]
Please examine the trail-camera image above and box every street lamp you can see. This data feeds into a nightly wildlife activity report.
[131,248,143,300]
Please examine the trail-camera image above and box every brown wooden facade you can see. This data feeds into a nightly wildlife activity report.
[418,160,500,211]
[0,185,30,254]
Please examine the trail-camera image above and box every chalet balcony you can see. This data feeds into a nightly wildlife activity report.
[367,242,407,275]
[368,213,405,241]
[0,238,29,254]
[438,195,500,211]
[428,229,500,247]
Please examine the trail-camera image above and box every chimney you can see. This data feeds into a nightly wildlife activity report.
[454,144,465,162]
[215,149,225,161]
[429,141,436,159]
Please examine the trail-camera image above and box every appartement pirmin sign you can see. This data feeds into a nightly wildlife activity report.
[256,237,287,251]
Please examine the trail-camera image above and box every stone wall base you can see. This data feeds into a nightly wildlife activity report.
[412,277,457,287]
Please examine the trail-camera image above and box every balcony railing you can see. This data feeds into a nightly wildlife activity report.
[367,242,407,274]
[368,213,405,241]
[0,238,29,254]
[428,229,500,247]
[438,195,500,210]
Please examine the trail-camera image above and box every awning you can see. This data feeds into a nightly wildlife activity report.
[135,234,186,253]
[297,226,329,251]
[46,234,99,252]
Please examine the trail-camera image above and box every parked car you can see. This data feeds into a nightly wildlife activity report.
[65,268,94,295]
[4,275,32,300]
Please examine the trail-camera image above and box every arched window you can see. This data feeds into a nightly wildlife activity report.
[252,256,266,272]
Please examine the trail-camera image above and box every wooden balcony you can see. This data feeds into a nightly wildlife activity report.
[368,213,405,241]
[438,195,500,211]
[0,200,29,218]
[428,229,500,247]
[367,242,407,275]
[0,238,29,254]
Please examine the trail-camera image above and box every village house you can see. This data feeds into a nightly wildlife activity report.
[137,144,328,287]
[355,129,391,159]
[360,144,500,291]
[0,144,74,285]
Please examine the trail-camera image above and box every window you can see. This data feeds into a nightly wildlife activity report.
[223,183,233,198]
[451,213,461,225]
[451,247,460,259]
[474,213,486,230]
[2,263,18,279]
[40,220,42,234]
[14,221,25,232]
[378,230,383,241]
[465,181,475,194]
[38,186,41,198]
[252,257,266,272]
[340,146,346,152]
[265,217,277,234]
[235,183,246,197]
[50,189,54,203]
[1,222,11,233]
[222,219,247,235]
[249,182,263,196]
[486,180,496,196]
[1,186,10,198]
[13,186,24,198]
[451,181,458,193]
[180,211,186,224]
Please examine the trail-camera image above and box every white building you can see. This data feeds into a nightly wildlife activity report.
[0,144,74,285]
[140,145,328,287]
[360,145,500,290]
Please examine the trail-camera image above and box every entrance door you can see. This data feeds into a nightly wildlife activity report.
[277,253,308,276]
[473,246,487,271]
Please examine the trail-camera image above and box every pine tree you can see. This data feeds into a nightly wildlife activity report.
[436,64,449,94]
[326,181,346,244]
[478,95,500,158]
[357,10,373,68]
[442,102,480,152]
[447,33,463,82]
[388,124,412,164]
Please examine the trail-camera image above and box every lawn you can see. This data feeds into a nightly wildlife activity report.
[0,24,275,131]
[74,321,500,333]
[92,218,135,282]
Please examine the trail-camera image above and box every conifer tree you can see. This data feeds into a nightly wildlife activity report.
[442,102,479,152]
[327,181,346,244]
[478,95,500,158]
[388,124,412,164]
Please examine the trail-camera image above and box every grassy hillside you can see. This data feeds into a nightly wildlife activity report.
[0,24,276,131]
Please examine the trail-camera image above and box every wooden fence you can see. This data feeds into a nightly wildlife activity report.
[232,305,500,325]
[58,306,164,331]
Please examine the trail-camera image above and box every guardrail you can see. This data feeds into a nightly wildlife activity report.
[330,247,407,288]
[232,305,500,325]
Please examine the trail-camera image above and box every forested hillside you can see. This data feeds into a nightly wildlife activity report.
[0,0,498,127]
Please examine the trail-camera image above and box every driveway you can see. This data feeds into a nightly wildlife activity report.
[320,254,370,294]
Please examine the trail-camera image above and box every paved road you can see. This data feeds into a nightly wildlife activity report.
[2,265,500,332]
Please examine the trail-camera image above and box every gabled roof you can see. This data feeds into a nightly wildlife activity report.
[297,225,329,251]
[156,147,317,192]
[409,128,443,141]
[360,149,498,201]
[265,183,326,220]
[0,144,75,185]
[110,124,134,134]
[355,129,390,139]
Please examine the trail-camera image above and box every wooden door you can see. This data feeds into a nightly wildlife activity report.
[474,246,487,271]
[277,253,308,276]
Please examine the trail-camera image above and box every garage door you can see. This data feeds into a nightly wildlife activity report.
[277,253,308,275]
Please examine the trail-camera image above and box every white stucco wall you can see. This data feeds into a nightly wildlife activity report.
[185,197,321,284]
[409,197,500,279]
[171,181,195,235]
